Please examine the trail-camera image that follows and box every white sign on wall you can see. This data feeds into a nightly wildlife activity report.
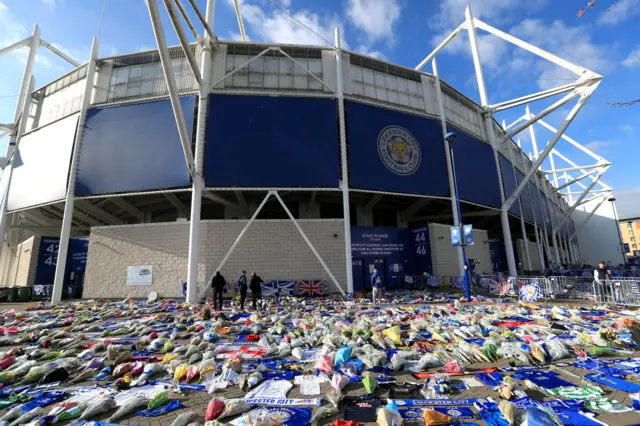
[127,265,153,286]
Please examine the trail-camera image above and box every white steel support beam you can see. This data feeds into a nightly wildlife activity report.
[365,194,383,210]
[186,0,215,40]
[466,5,517,277]
[335,27,354,295]
[147,0,196,177]
[554,166,608,232]
[165,193,189,216]
[555,169,597,191]
[111,197,145,222]
[500,91,578,143]
[234,190,248,212]
[503,92,595,213]
[210,47,272,88]
[433,60,466,277]
[503,123,532,272]
[0,38,30,58]
[203,191,243,212]
[537,119,604,162]
[186,0,214,304]
[75,200,123,225]
[215,192,271,275]
[51,38,99,305]
[232,0,247,41]
[473,18,590,76]
[525,105,540,161]
[489,82,578,113]
[543,164,603,174]
[273,191,346,296]
[163,0,202,84]
[0,77,35,263]
[572,193,609,236]
[415,22,466,70]
[39,39,80,67]
[173,0,201,41]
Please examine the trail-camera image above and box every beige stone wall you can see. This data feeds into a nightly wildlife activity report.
[428,223,492,276]
[12,236,38,286]
[83,219,347,299]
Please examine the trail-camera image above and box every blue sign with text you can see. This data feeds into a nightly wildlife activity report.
[34,237,89,285]
[463,224,474,246]
[451,226,461,247]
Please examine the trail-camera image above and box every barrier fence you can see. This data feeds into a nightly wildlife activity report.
[593,278,640,307]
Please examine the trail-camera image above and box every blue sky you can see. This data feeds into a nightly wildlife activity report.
[1,0,639,216]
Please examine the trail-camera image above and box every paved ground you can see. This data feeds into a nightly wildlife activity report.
[0,299,638,425]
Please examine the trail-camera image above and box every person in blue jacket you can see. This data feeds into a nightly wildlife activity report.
[371,268,383,304]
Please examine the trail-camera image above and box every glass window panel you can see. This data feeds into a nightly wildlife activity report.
[293,75,307,89]
[351,81,364,96]
[374,71,386,89]
[407,80,418,95]
[351,66,363,82]
[376,87,387,101]
[140,80,154,95]
[129,65,142,79]
[279,58,293,75]
[398,93,409,106]
[364,84,376,98]
[113,83,126,98]
[126,81,141,97]
[233,74,248,87]
[387,90,399,104]
[234,55,249,71]
[409,96,423,110]
[387,75,398,91]
[293,58,307,75]
[264,74,278,88]
[114,67,129,84]
[248,56,264,72]
[265,57,279,73]
[225,55,234,72]
[308,79,322,90]
[363,69,374,85]
[248,72,263,87]
[279,75,293,88]
[309,59,322,74]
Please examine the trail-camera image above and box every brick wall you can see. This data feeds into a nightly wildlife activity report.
[83,219,347,299]
[429,223,492,276]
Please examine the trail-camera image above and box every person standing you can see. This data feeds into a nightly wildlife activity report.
[250,272,263,310]
[238,271,248,310]
[371,268,383,304]
[211,271,226,311]
[594,261,614,301]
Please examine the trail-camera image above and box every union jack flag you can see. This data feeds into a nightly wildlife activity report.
[260,281,277,297]
[277,280,296,296]
[488,279,502,295]
[297,280,327,297]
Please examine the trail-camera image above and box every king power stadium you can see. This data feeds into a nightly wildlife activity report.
[0,2,622,304]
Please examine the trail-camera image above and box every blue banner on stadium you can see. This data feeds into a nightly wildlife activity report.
[76,96,195,195]
[498,154,521,217]
[205,95,339,188]
[450,127,501,208]
[346,101,449,197]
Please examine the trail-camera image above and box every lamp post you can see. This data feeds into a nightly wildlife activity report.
[608,197,627,266]
[445,131,471,301]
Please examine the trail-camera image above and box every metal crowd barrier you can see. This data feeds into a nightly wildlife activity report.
[593,278,640,307]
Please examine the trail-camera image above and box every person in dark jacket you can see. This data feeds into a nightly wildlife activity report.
[211,271,226,311]
[237,271,248,310]
[249,272,263,310]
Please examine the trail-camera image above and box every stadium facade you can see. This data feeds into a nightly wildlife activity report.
[0,2,620,302]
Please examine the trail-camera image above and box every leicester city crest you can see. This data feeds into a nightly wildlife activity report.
[378,125,421,175]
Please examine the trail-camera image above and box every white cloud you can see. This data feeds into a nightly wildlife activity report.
[228,32,244,42]
[585,140,612,153]
[615,186,640,219]
[42,0,55,5]
[597,0,640,26]
[228,0,344,47]
[346,0,401,43]
[0,1,27,47]
[622,46,640,68]
[354,45,387,60]
[619,124,634,134]
[431,0,545,30]
[51,43,91,63]
[280,0,292,6]
[510,19,614,89]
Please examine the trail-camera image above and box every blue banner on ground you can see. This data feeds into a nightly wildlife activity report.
[205,95,339,188]
[347,100,449,197]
